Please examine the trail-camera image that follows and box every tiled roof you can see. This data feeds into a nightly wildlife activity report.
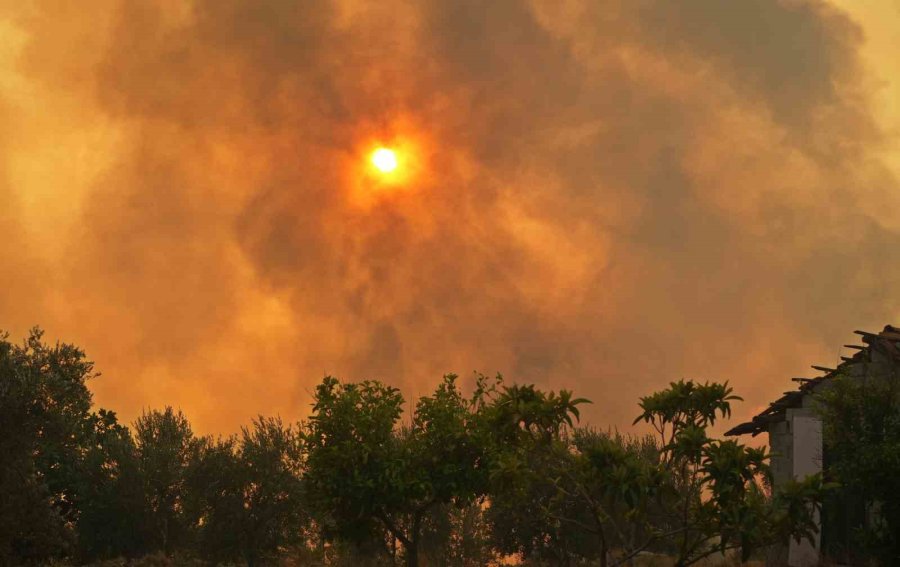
[725,325,900,437]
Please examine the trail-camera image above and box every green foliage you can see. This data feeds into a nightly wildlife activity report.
[634,379,741,447]
[489,379,825,567]
[815,368,900,563]
[410,374,488,504]
[0,328,96,564]
[0,329,833,567]
[418,502,497,566]
[134,407,198,555]
[184,435,245,563]
[488,428,665,567]
[302,376,405,548]
[484,382,596,565]
[772,473,830,547]
[635,380,824,566]
[485,382,590,445]
[570,431,667,562]
[187,417,306,566]
[303,374,496,567]
[237,416,306,565]
[76,409,147,560]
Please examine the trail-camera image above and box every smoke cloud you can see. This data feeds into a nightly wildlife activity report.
[2,0,899,432]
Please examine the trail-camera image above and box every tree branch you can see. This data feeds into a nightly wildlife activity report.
[376,511,412,550]
[609,526,690,567]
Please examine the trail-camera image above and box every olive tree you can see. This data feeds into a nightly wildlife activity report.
[0,328,97,563]
[134,407,198,555]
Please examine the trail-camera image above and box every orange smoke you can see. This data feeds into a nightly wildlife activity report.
[0,0,899,435]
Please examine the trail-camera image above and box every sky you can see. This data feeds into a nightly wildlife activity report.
[2,0,900,434]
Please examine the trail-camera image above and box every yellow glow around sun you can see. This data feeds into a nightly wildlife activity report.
[347,126,425,207]
[371,147,398,173]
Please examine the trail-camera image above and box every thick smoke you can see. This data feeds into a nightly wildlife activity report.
[1,0,899,432]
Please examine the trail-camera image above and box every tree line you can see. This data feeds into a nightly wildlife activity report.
[1,329,827,566]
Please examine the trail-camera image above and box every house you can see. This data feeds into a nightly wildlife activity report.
[725,324,900,566]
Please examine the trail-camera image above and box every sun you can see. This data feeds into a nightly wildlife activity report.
[371,147,398,173]
[348,134,423,206]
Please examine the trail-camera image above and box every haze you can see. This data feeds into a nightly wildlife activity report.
[2,0,900,433]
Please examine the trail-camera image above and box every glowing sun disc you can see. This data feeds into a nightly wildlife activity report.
[371,147,398,173]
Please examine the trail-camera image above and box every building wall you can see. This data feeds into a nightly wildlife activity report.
[767,407,822,566]
[788,412,822,566]
[762,335,899,565]
[767,421,792,566]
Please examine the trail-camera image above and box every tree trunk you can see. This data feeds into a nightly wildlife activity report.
[405,511,423,567]
[162,516,169,555]
[377,512,418,567]
[597,518,608,567]
[405,543,418,567]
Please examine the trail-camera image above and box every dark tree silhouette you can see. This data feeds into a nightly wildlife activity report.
[0,328,96,564]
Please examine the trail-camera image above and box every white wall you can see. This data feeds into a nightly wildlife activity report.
[787,412,822,566]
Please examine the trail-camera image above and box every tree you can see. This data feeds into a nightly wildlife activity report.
[76,409,147,561]
[0,328,96,564]
[183,435,245,564]
[634,380,825,566]
[486,395,664,566]
[556,430,668,567]
[418,502,496,566]
[302,375,494,567]
[489,380,825,567]
[237,416,306,565]
[484,383,593,565]
[302,377,403,559]
[487,436,595,565]
[134,407,197,555]
[185,418,307,566]
[815,368,900,564]
[0,328,832,566]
